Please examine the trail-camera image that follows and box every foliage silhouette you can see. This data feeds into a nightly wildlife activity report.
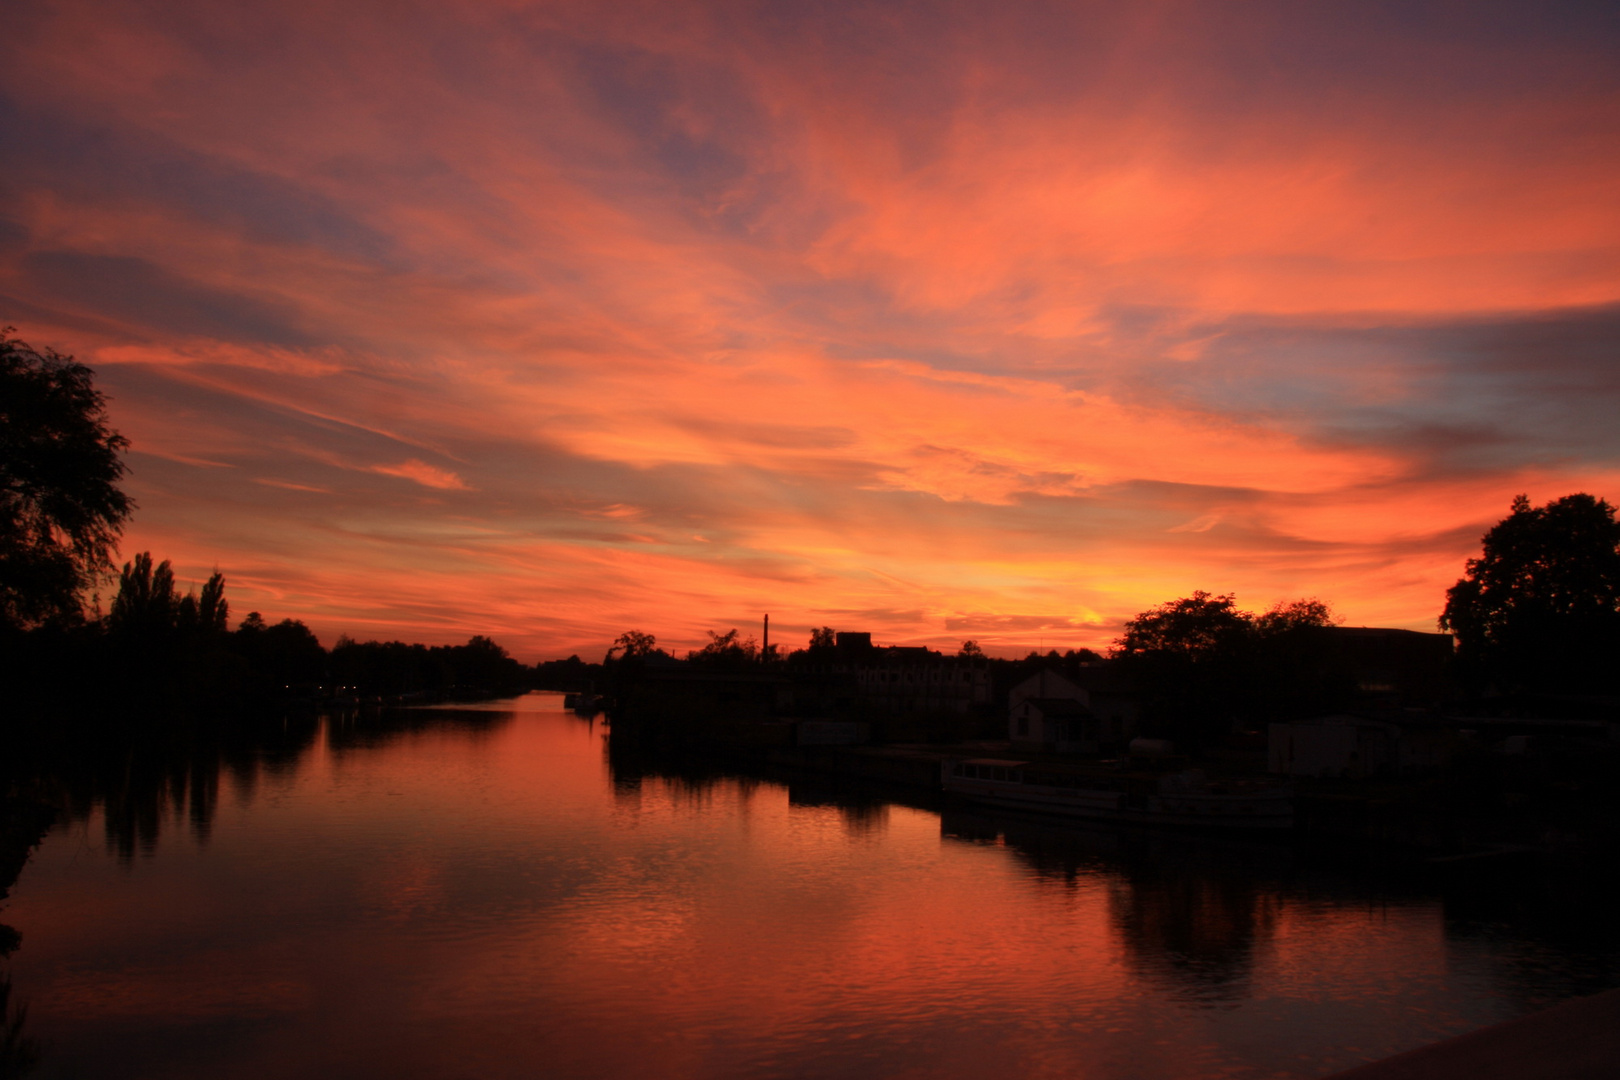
[688,628,758,667]
[108,552,178,633]
[1441,493,1620,695]
[328,633,525,698]
[608,630,657,661]
[0,330,132,630]
[6,547,530,719]
[177,570,228,635]
[1115,591,1253,659]
[533,654,599,690]
[1254,598,1335,636]
[1111,592,1351,748]
[238,613,326,692]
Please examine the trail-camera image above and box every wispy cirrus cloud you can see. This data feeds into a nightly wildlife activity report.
[368,460,471,491]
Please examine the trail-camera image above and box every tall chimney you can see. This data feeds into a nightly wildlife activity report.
[763,613,770,660]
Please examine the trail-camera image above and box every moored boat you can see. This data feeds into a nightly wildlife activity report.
[942,758,1292,830]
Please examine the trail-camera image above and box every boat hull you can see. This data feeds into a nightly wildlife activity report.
[941,765,1293,831]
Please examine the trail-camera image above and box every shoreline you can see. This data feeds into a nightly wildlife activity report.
[1322,987,1620,1080]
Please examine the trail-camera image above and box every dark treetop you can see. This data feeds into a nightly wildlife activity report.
[0,330,132,629]
[1441,493,1620,695]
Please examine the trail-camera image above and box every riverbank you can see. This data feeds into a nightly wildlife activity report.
[1323,987,1620,1079]
[1,793,56,961]
[608,730,1619,865]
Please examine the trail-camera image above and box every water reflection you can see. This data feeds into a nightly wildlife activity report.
[787,782,890,839]
[606,740,767,816]
[0,700,1616,1080]
[324,707,510,753]
[24,708,518,861]
[1108,861,1280,1004]
[941,809,1281,1003]
[0,972,39,1080]
[941,802,1620,1019]
[0,899,36,1080]
[607,737,900,840]
[34,715,320,859]
[0,801,50,1080]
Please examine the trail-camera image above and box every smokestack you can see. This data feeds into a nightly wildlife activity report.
[763,613,770,660]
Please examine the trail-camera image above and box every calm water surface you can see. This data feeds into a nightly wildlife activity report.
[5,693,1617,1079]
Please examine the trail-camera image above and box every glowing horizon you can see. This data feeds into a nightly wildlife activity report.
[4,1,1618,660]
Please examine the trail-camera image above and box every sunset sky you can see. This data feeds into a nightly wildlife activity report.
[4,0,1619,660]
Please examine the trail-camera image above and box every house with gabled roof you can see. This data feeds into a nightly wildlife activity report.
[1008,665,1141,754]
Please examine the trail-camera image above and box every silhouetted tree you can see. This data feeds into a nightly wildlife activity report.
[1108,591,1411,735]
[447,635,523,690]
[1254,598,1335,636]
[107,555,227,638]
[689,628,757,667]
[809,626,836,650]
[534,654,597,690]
[80,552,245,710]
[1250,599,1355,721]
[1440,493,1620,695]
[1116,591,1252,659]
[325,634,524,697]
[608,630,657,660]
[958,639,984,658]
[108,552,178,634]
[329,636,439,696]
[234,613,325,690]
[0,330,133,629]
[175,571,229,635]
[1112,592,1265,748]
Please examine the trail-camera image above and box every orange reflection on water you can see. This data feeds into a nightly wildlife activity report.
[4,697,1607,1079]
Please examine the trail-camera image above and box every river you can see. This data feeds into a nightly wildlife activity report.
[2,692,1616,1079]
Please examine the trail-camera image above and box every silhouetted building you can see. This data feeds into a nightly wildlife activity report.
[852,647,990,715]
[1320,626,1454,704]
[793,632,991,716]
[1009,666,1140,753]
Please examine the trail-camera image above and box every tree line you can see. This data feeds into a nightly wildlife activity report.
[600,491,1620,748]
[5,327,1618,729]
[1,329,534,721]
[5,547,531,719]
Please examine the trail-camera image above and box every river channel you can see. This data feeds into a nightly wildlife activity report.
[3,692,1617,1079]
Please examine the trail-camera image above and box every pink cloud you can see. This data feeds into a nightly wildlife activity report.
[5,0,1618,658]
[367,460,471,491]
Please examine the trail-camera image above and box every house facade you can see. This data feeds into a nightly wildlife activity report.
[1008,667,1139,754]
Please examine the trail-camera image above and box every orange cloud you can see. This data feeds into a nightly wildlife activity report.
[368,460,471,491]
[5,0,1619,658]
